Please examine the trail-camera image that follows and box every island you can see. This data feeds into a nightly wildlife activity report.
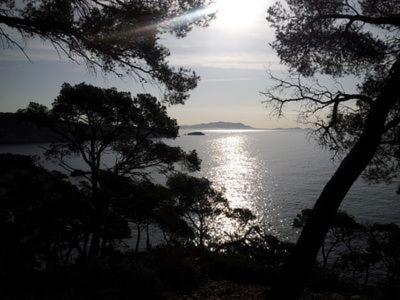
[187,131,205,136]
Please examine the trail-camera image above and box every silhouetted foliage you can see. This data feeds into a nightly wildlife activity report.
[3,151,399,297]
[15,82,258,261]
[332,221,400,298]
[18,82,201,259]
[167,173,264,249]
[368,223,400,285]
[0,153,89,275]
[293,209,365,268]
[266,0,400,182]
[265,1,400,297]
[0,0,215,104]
[293,209,400,297]
[167,173,229,248]
[0,152,274,298]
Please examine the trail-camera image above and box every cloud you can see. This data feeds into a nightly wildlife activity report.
[169,52,282,70]
[202,76,264,82]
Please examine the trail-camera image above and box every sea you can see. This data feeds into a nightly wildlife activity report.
[1,129,399,240]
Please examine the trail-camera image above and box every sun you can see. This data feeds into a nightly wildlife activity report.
[211,0,266,31]
[168,0,265,33]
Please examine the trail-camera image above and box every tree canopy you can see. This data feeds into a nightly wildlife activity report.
[0,0,215,104]
[19,82,200,179]
[265,1,400,298]
[167,173,229,247]
[265,1,400,175]
[18,82,201,258]
[267,0,399,77]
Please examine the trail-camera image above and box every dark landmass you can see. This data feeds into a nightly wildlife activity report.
[181,121,254,130]
[0,113,174,144]
[187,131,205,136]
[0,112,61,144]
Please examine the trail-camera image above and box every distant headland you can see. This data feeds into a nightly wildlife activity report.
[180,121,305,131]
[180,121,255,130]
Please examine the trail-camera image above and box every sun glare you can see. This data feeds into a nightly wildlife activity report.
[211,0,265,30]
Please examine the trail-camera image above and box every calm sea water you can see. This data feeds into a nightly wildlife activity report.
[2,129,399,240]
[173,129,400,239]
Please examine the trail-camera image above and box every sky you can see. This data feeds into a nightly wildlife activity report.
[0,0,302,128]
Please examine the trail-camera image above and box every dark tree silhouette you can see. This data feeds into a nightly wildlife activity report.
[18,82,201,259]
[0,0,214,104]
[368,223,400,284]
[0,154,89,274]
[265,1,400,298]
[167,173,229,248]
[293,209,365,268]
[93,172,195,252]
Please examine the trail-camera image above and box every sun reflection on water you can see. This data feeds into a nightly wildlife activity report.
[209,135,253,207]
[203,133,282,237]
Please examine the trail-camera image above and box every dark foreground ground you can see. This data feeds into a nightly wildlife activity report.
[1,246,390,300]
[172,280,366,300]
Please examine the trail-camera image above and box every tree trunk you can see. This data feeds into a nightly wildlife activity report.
[270,58,400,299]
[364,265,370,287]
[135,224,141,253]
[199,217,205,248]
[146,221,151,250]
[89,229,101,259]
[88,168,103,260]
[321,244,328,268]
